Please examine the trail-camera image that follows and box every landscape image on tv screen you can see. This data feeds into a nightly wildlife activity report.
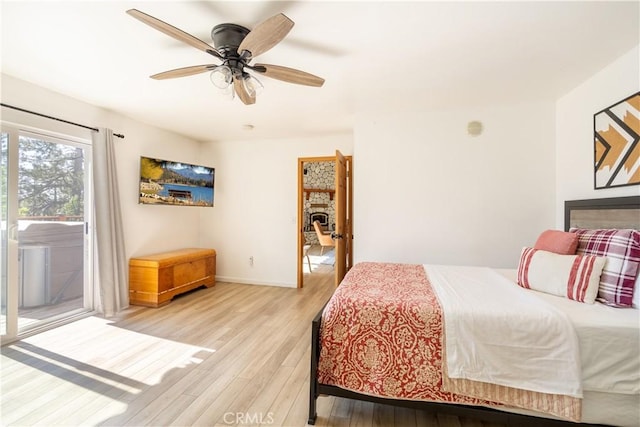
[139,156,214,207]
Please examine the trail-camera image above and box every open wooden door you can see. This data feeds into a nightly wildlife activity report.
[334,150,347,286]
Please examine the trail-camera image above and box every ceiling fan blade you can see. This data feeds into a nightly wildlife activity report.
[238,13,294,59]
[150,65,216,80]
[233,76,256,105]
[127,9,221,59]
[253,63,324,87]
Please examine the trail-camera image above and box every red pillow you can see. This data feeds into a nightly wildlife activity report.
[534,230,578,255]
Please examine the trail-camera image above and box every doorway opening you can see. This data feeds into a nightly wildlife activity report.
[297,153,353,288]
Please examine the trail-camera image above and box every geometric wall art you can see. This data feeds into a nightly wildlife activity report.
[594,91,640,189]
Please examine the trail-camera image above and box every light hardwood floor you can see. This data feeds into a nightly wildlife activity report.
[1,251,506,427]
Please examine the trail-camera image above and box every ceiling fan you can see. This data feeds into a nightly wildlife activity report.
[126,9,325,105]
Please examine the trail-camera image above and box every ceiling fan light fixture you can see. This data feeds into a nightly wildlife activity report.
[225,84,236,101]
[216,82,235,101]
[210,65,233,89]
[128,9,325,105]
[242,73,264,98]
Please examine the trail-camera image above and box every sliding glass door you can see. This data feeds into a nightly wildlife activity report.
[1,131,10,336]
[1,126,93,341]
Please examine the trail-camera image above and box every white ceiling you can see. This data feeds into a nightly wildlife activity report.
[1,1,639,142]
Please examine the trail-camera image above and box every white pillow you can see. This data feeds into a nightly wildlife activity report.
[517,247,606,304]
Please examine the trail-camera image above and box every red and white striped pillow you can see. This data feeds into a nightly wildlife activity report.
[517,247,606,304]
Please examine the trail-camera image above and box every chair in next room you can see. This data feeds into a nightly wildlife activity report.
[313,220,335,256]
[303,236,312,271]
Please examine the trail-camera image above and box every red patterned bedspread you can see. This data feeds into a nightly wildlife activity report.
[317,262,490,406]
[317,262,581,421]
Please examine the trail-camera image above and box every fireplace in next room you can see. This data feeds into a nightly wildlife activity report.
[309,212,329,230]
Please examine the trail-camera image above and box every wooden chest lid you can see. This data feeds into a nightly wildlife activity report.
[129,248,216,268]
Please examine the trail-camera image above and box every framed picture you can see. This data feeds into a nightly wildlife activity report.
[139,156,215,207]
[594,91,639,189]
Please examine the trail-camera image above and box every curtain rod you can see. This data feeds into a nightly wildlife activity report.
[0,103,125,139]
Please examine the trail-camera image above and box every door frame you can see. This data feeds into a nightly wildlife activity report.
[296,154,353,288]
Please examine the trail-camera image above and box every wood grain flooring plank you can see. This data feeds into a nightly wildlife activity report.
[328,397,355,427]
[264,347,312,426]
[373,402,395,427]
[169,369,237,426]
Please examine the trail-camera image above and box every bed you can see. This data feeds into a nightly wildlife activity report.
[308,196,640,426]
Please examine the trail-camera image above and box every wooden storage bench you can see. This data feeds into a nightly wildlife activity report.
[129,248,216,307]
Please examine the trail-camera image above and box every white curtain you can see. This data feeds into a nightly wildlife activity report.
[92,128,127,316]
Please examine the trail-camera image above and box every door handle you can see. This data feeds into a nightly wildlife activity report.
[330,232,343,240]
[8,223,18,241]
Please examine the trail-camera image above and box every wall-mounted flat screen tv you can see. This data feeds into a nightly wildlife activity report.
[139,156,214,207]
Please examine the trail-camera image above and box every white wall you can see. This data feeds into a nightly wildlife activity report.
[199,135,353,287]
[353,102,556,269]
[1,74,203,261]
[555,44,640,227]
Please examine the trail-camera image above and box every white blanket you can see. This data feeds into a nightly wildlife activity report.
[496,268,640,395]
[425,264,583,398]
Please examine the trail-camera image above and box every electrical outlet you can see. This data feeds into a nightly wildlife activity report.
[249,256,254,266]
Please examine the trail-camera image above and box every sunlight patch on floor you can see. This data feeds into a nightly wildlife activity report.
[16,316,216,387]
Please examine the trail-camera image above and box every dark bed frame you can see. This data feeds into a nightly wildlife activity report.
[308,196,640,427]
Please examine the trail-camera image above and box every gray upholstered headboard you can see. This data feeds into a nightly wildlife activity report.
[564,196,640,231]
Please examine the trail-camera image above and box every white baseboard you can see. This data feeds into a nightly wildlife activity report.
[214,276,296,288]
